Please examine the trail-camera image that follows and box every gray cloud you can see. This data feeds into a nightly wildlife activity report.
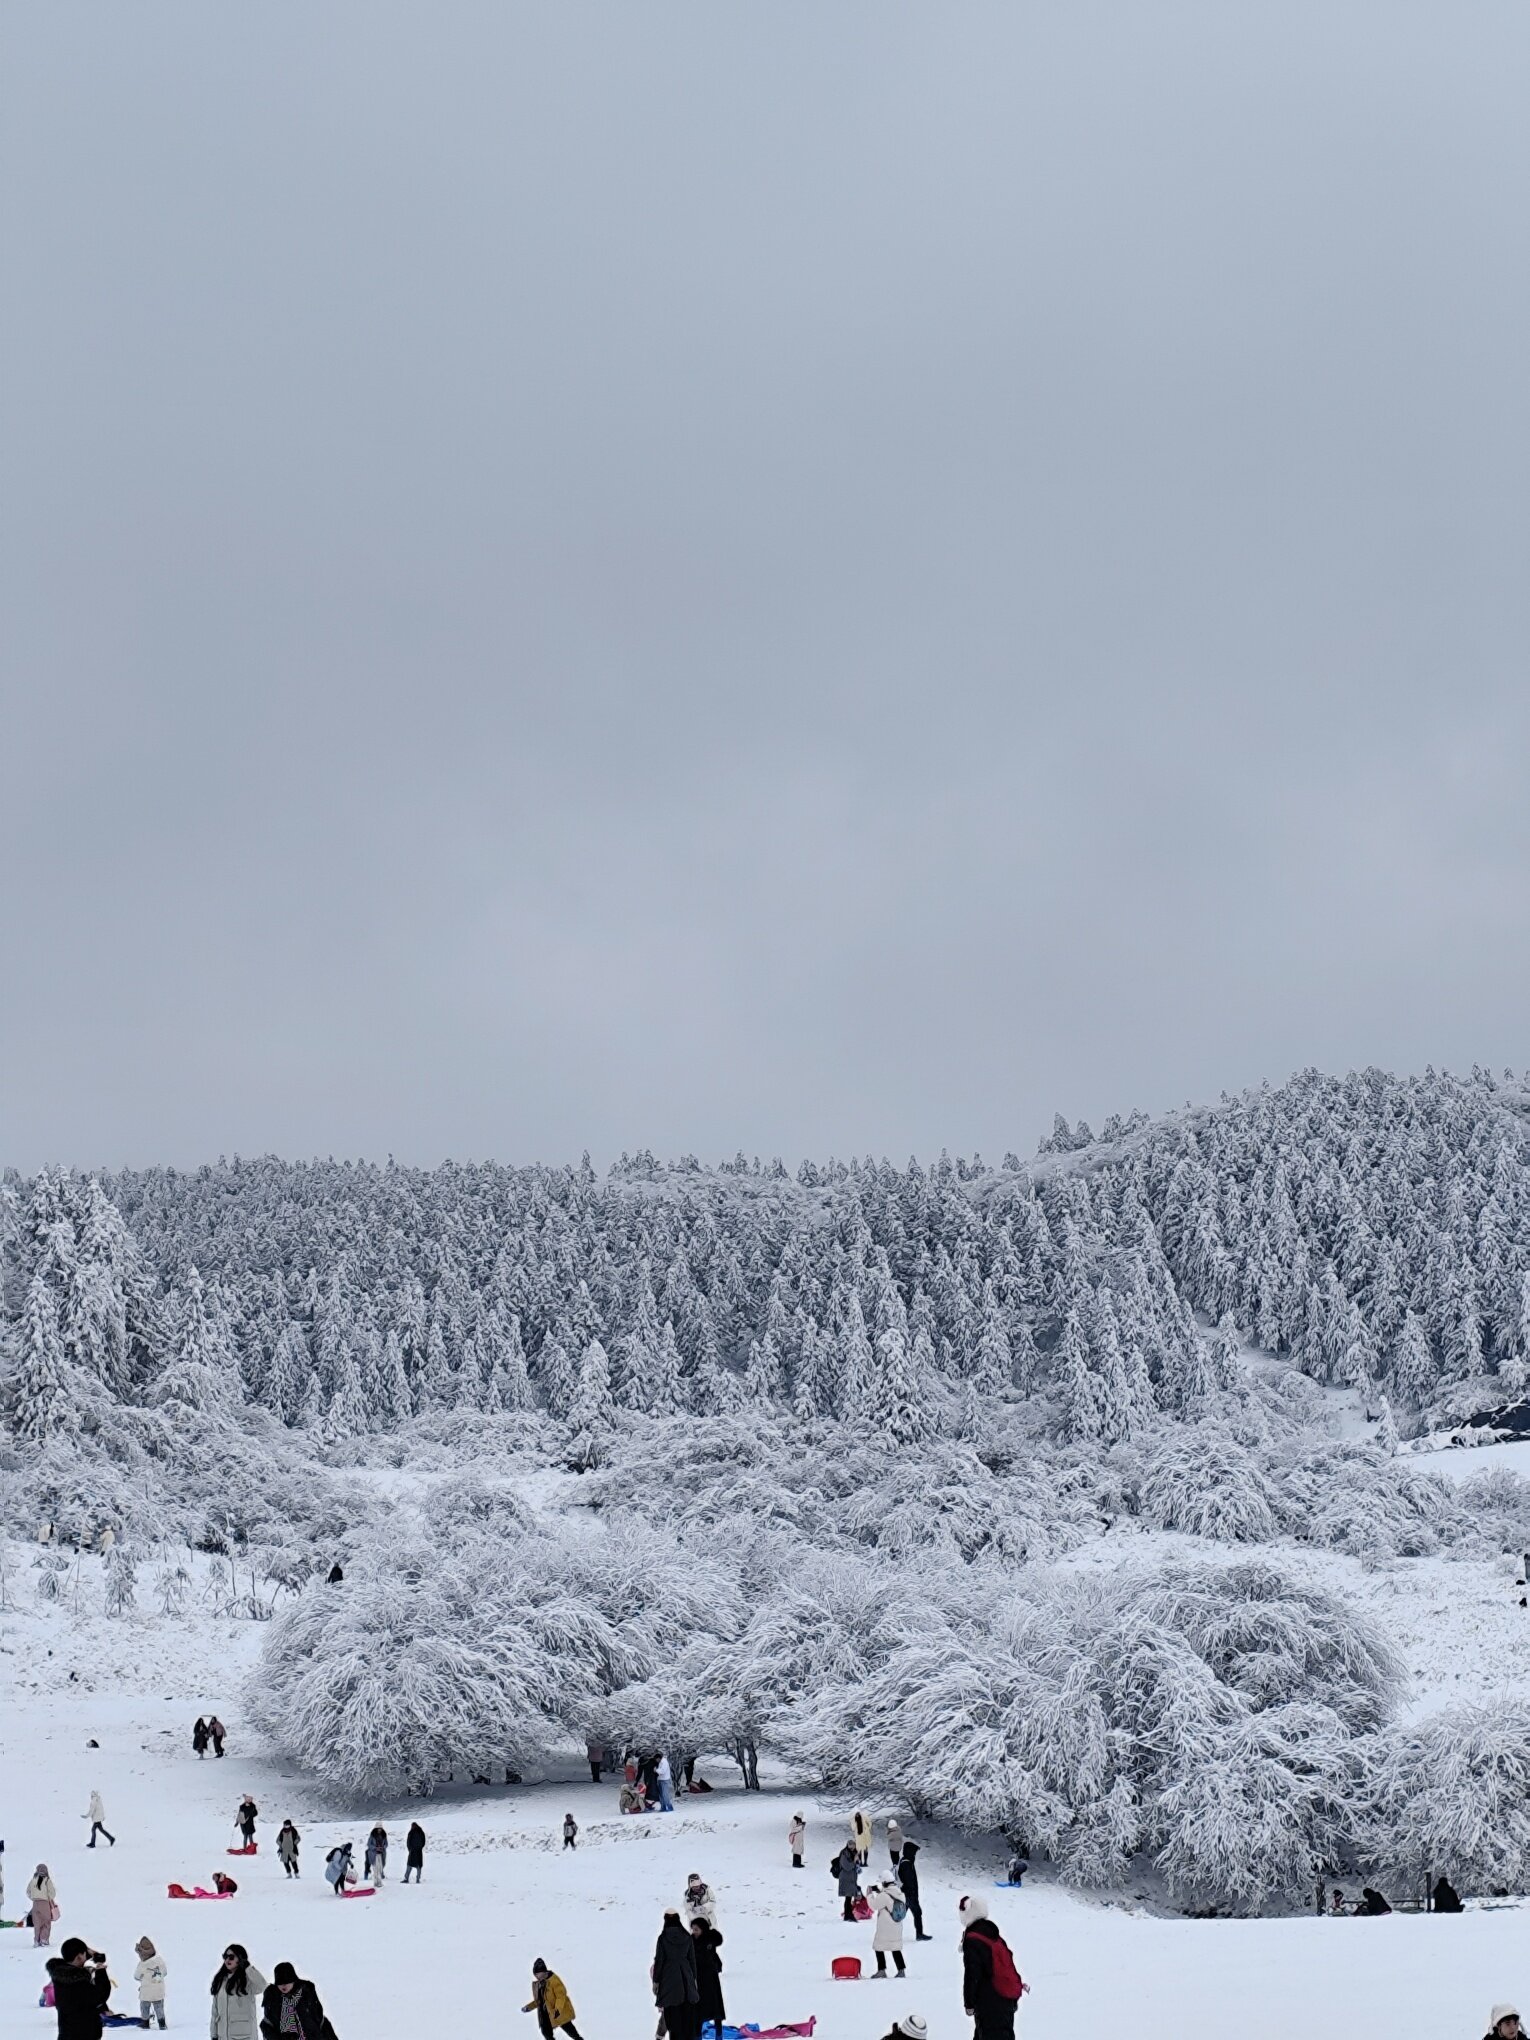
[3,3,1528,1169]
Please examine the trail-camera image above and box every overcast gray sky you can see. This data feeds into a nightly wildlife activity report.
[3,4,1527,1172]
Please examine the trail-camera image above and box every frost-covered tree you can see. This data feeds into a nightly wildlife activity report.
[566,1339,615,1470]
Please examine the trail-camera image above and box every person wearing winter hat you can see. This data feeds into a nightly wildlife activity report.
[522,1958,584,2040]
[961,1893,1024,2040]
[135,1937,168,2030]
[1486,2010,1522,2040]
[881,2020,928,2040]
[258,1962,333,2040]
[886,1819,904,1868]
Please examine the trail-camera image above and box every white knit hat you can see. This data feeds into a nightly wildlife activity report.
[1490,2010,1520,2028]
[894,2019,928,2040]
[958,1892,990,1924]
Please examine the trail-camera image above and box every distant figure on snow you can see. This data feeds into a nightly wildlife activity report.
[213,1871,239,1894]
[327,1564,344,1584]
[898,1838,931,1939]
[364,1826,388,1882]
[656,1752,675,1814]
[586,1739,604,1785]
[403,1822,426,1883]
[1004,1853,1027,1888]
[869,1880,907,1978]
[1329,1887,1347,1915]
[1357,1887,1392,1916]
[84,1790,115,1849]
[618,1778,644,1814]
[46,1939,110,2040]
[277,1821,301,1878]
[135,1937,168,2030]
[208,1716,227,1758]
[29,1863,58,1946]
[689,1917,726,2039]
[834,1842,862,1922]
[1432,1875,1464,1913]
[789,1814,806,1868]
[211,1945,266,2040]
[562,1814,578,1851]
[683,1873,717,1926]
[324,1844,353,1895]
[259,1962,334,2040]
[652,1911,700,2040]
[236,1796,258,1849]
[852,1811,872,1866]
[523,1959,584,2040]
[193,1718,211,1759]
[886,1819,904,1867]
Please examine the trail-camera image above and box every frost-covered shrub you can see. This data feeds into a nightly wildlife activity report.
[1453,1464,1530,1557]
[1273,1445,1462,1559]
[1137,1426,1278,1541]
[1357,1701,1530,1891]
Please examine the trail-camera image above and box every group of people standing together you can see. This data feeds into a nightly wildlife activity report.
[826,1811,931,1977]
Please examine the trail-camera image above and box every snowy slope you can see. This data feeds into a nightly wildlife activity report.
[3,1586,1526,2040]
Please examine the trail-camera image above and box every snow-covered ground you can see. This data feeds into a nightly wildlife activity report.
[2,1586,1527,2040]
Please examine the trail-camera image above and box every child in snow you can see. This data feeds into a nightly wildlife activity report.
[682,1873,717,1926]
[1005,1853,1028,1887]
[789,1814,806,1868]
[1486,2009,1523,2040]
[878,2019,928,2040]
[522,1958,585,2040]
[618,1779,644,1814]
[213,1871,239,1894]
[85,1790,116,1848]
[135,1937,168,2029]
[562,1814,578,1851]
[365,1826,388,1882]
[277,1822,301,1878]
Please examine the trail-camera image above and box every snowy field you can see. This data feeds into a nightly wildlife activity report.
[4,1577,1527,2040]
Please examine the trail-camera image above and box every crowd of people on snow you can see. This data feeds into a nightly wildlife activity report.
[15,1722,1525,2040]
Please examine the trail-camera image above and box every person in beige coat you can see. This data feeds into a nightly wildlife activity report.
[851,1811,872,1866]
[210,1944,266,2040]
[28,1864,57,1946]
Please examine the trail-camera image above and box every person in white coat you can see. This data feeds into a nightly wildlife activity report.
[135,1937,168,2029]
[869,1880,908,1978]
[210,1944,265,2040]
[683,1873,718,1926]
[86,1789,116,1848]
[788,1815,806,1869]
[851,1811,872,1866]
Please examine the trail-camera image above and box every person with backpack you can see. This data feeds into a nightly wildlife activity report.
[522,1959,584,2040]
[869,1880,908,1978]
[788,1815,806,1869]
[898,1839,931,1941]
[403,1823,426,1883]
[834,1842,862,1923]
[959,1896,1024,2040]
[258,1963,336,2040]
[652,1910,700,2040]
[135,1938,168,2029]
[277,1822,301,1878]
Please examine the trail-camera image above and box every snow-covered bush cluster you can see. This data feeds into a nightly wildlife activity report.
[7,1063,1530,1911]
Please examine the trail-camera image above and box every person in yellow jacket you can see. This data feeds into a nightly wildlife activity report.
[523,1958,585,2040]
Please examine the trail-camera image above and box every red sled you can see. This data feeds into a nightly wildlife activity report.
[830,1958,861,1980]
[227,1845,258,1856]
[168,1884,235,1900]
[338,1886,376,1899]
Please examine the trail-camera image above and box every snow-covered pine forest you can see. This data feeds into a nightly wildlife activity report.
[7,1063,1530,1916]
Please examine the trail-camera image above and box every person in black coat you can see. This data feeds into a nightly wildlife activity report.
[896,1838,931,1941]
[1432,1876,1464,1913]
[1358,1888,1393,1916]
[403,1822,426,1883]
[259,1964,337,2040]
[652,1912,700,2040]
[963,1914,1018,2040]
[688,1919,725,2040]
[47,1942,111,2040]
